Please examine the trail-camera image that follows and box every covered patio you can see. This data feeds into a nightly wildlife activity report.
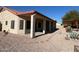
[18,11,56,38]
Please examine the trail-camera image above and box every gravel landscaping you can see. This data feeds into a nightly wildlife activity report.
[0,26,79,52]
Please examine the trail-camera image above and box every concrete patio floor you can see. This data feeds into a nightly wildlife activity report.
[0,26,79,52]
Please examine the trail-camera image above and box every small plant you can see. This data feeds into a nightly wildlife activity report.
[66,26,72,32]
[69,32,78,39]
[67,31,79,40]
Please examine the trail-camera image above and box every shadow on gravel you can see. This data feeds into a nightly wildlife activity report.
[35,28,59,38]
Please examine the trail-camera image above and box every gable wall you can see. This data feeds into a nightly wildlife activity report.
[0,10,21,34]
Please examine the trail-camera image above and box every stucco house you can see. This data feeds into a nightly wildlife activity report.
[0,7,56,38]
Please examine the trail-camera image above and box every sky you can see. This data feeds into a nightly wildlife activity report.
[8,6,79,24]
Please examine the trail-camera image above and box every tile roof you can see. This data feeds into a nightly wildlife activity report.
[0,6,56,22]
[8,10,36,15]
[0,7,36,15]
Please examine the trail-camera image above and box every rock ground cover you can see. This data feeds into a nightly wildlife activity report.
[0,26,78,52]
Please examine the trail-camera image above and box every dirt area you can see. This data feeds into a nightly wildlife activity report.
[0,26,79,52]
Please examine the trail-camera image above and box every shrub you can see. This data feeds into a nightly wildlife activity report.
[66,26,72,32]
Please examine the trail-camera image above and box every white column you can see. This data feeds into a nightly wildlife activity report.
[24,20,26,34]
[43,20,46,34]
[30,14,36,38]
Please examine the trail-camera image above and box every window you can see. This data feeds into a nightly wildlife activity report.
[27,21,30,29]
[38,22,42,28]
[11,20,15,29]
[5,21,8,25]
[19,20,24,29]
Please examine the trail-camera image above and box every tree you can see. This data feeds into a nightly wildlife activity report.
[62,10,79,28]
[63,10,79,20]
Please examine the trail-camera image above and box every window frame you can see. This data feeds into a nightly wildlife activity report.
[5,21,8,25]
[26,20,30,29]
[19,20,24,30]
[11,20,15,29]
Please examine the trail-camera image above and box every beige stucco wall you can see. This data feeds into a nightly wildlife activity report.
[17,18,26,35]
[0,10,26,35]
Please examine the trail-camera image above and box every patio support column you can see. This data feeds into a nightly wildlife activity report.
[49,22,51,32]
[24,20,26,34]
[30,14,36,38]
[43,19,46,34]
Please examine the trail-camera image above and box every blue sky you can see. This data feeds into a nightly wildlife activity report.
[8,6,79,24]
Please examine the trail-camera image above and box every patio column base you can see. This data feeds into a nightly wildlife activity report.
[43,20,46,34]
